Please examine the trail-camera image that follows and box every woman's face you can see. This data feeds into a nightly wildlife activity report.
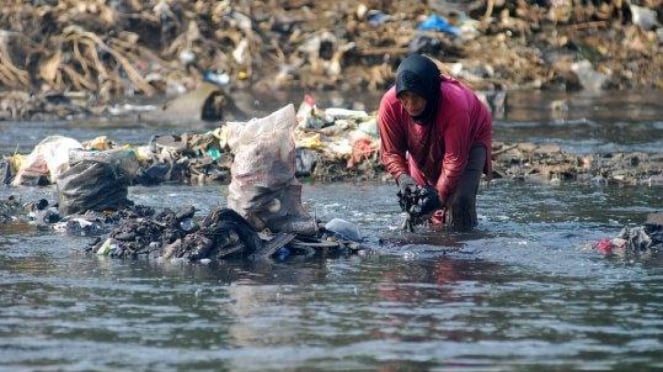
[398,91,427,117]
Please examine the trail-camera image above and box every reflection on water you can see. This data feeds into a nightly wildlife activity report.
[1,90,663,370]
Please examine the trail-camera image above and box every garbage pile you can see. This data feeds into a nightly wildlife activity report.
[4,130,232,189]
[0,1,661,120]
[86,205,363,262]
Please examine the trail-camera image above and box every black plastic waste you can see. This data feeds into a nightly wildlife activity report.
[57,159,133,216]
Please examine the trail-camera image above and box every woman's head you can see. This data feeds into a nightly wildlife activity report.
[394,54,441,123]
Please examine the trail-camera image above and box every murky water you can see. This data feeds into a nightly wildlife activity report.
[1,91,663,371]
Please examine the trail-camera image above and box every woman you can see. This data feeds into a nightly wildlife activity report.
[378,54,492,231]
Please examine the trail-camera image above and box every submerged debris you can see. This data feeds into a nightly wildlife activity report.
[591,213,663,258]
[0,195,25,223]
[0,196,60,225]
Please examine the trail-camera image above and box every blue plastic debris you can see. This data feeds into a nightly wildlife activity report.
[206,148,221,160]
[417,14,460,36]
[275,246,291,261]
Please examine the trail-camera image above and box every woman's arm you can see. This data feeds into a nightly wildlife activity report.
[378,99,409,180]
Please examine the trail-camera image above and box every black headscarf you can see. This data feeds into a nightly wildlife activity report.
[395,54,441,124]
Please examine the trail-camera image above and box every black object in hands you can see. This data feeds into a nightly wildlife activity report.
[397,182,442,232]
[408,186,442,217]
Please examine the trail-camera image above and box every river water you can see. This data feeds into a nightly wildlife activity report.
[1,90,662,371]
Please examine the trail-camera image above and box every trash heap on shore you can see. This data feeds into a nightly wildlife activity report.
[1,1,662,121]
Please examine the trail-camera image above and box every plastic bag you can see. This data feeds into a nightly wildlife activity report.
[56,158,133,216]
[227,104,317,235]
[11,135,82,186]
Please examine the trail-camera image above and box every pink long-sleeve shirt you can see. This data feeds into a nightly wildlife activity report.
[378,76,493,203]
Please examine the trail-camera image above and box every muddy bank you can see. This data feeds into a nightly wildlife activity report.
[0,1,662,121]
[306,140,663,186]
[490,142,663,186]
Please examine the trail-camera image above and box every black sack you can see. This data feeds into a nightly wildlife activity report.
[57,159,133,216]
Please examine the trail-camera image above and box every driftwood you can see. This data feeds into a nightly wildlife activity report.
[62,26,156,96]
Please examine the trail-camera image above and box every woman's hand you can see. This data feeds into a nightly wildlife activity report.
[397,174,417,197]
